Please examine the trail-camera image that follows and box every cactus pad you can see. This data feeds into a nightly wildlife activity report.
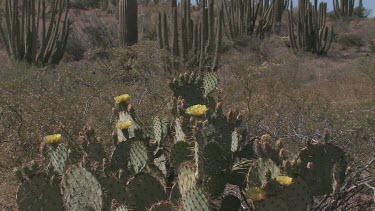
[16,175,63,211]
[171,141,192,169]
[202,142,227,175]
[253,196,289,211]
[110,141,131,172]
[125,173,167,210]
[129,141,148,174]
[247,158,280,188]
[61,165,103,211]
[178,161,197,196]
[48,143,68,174]
[203,71,218,96]
[183,188,211,211]
[293,142,347,196]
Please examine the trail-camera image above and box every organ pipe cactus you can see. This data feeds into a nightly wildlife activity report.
[288,0,333,55]
[118,0,138,46]
[0,0,70,66]
[333,0,356,17]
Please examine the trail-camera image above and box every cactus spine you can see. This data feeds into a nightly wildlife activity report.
[0,0,70,66]
[333,0,355,17]
[288,0,333,55]
[118,0,138,46]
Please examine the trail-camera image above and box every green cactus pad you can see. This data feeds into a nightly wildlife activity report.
[231,130,240,152]
[153,117,162,145]
[125,173,167,210]
[61,165,103,211]
[293,142,347,196]
[171,141,192,169]
[202,173,227,197]
[247,158,280,188]
[253,196,289,211]
[16,175,63,211]
[281,177,312,210]
[110,141,131,172]
[202,142,227,175]
[253,177,312,211]
[203,71,219,96]
[101,177,127,210]
[178,161,197,197]
[129,140,149,174]
[148,201,174,211]
[48,143,68,174]
[219,195,241,211]
[183,189,211,211]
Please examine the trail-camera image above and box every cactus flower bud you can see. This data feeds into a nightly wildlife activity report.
[279,148,286,158]
[306,162,314,170]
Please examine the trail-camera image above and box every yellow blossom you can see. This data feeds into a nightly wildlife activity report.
[185,105,208,116]
[247,187,266,201]
[44,134,62,144]
[116,121,132,129]
[114,94,130,104]
[275,176,293,186]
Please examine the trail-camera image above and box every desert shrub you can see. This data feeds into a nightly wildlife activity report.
[338,33,365,49]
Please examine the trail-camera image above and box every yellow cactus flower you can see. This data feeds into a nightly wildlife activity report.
[185,105,208,116]
[44,134,62,144]
[275,176,293,186]
[247,187,266,201]
[114,94,130,104]
[116,121,132,129]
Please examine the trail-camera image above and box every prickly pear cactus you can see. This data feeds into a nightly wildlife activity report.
[16,175,63,211]
[170,141,192,170]
[183,188,211,211]
[48,143,68,174]
[125,173,167,210]
[61,165,103,211]
[293,141,347,196]
[178,161,197,197]
[247,158,281,188]
[203,71,219,96]
[129,140,149,174]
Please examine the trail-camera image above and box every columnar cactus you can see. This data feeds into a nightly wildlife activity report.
[0,0,70,66]
[288,0,333,55]
[157,0,223,72]
[333,0,356,17]
[118,0,138,46]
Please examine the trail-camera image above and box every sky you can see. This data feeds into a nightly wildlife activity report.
[309,0,375,17]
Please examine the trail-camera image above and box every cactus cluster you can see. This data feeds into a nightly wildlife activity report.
[157,0,224,72]
[333,0,356,17]
[14,71,349,210]
[288,0,333,55]
[0,0,70,66]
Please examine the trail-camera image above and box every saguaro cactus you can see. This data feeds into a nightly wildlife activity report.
[118,0,138,46]
[0,0,70,66]
[288,0,333,55]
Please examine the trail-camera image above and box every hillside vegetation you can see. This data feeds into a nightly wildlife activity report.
[0,0,374,210]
